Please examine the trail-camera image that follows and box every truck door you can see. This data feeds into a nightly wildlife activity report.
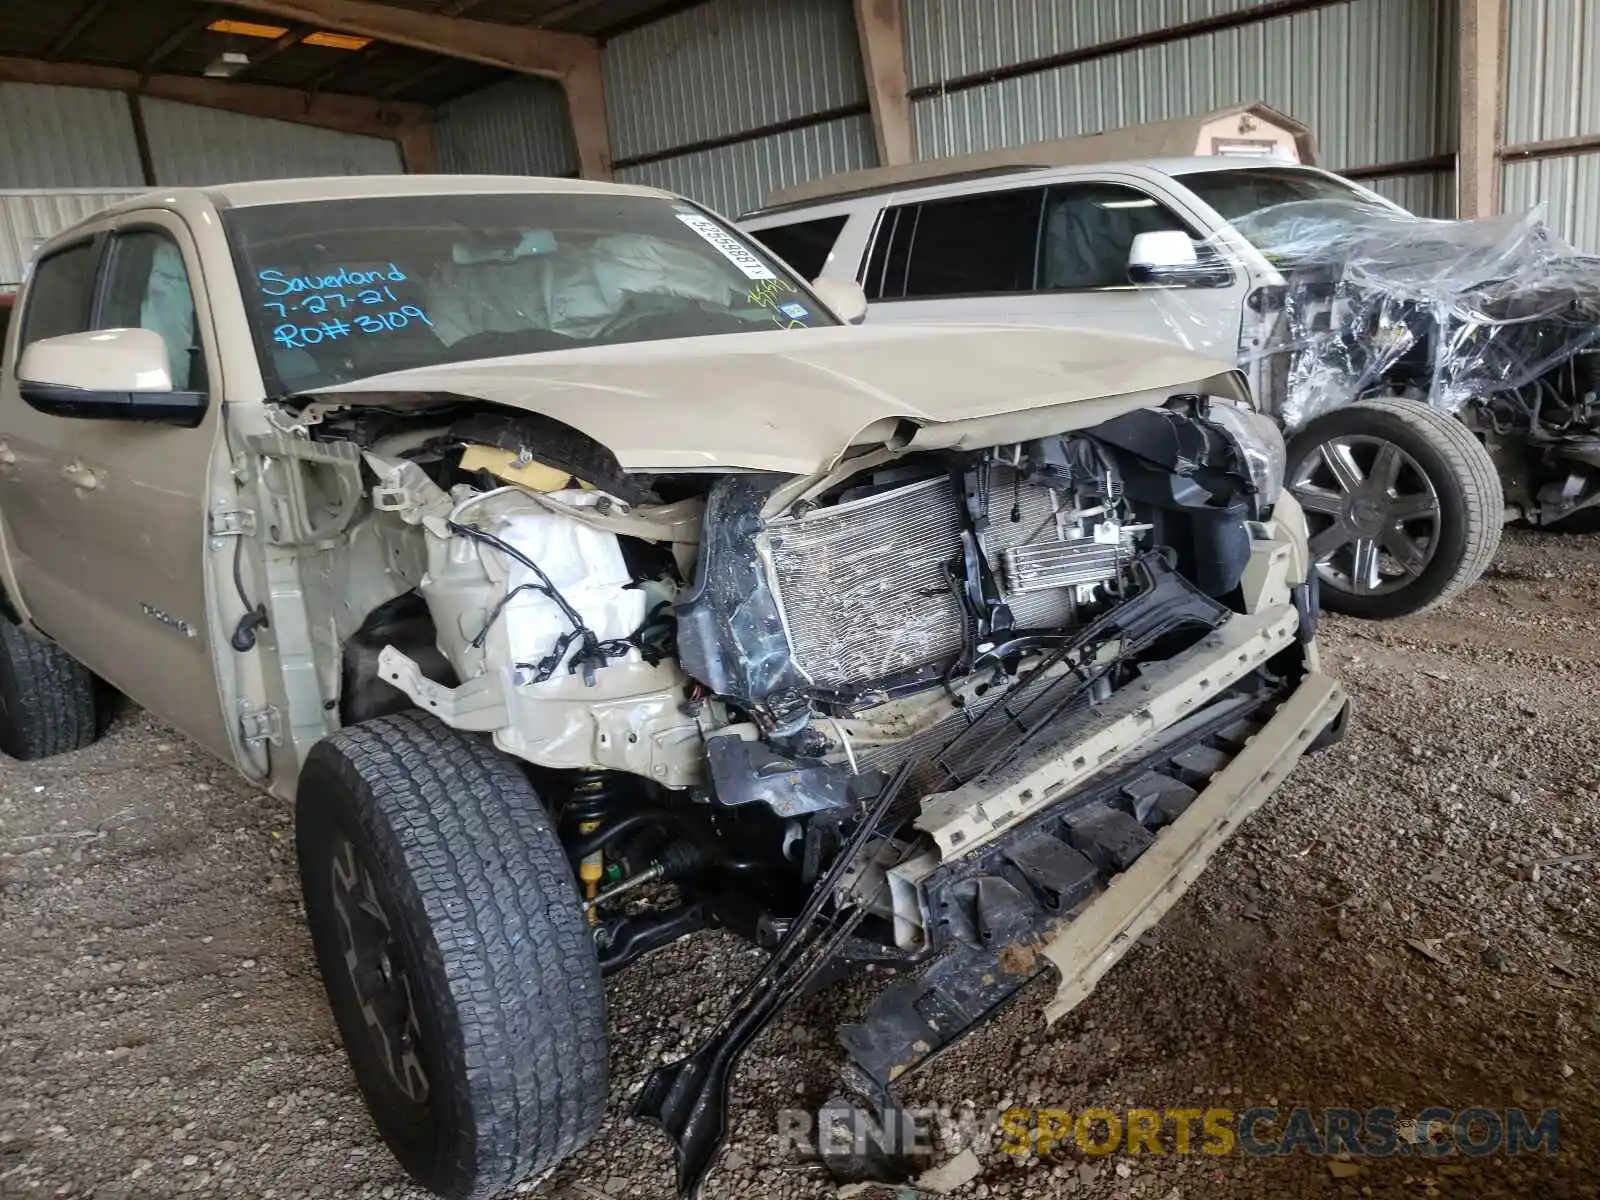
[1,216,231,757]
[862,179,1250,357]
[0,236,107,646]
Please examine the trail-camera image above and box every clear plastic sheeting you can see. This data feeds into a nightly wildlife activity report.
[1143,200,1600,430]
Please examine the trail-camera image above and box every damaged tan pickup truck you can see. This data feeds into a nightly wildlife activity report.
[0,177,1347,1199]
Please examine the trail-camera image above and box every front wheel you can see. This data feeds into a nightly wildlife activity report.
[1285,397,1502,619]
[296,712,609,1199]
[0,619,99,759]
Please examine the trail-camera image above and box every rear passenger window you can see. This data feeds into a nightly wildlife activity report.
[20,241,99,349]
[1039,183,1192,290]
[748,215,848,281]
[879,188,1045,300]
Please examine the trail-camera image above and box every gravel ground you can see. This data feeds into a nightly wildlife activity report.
[3,526,1598,1200]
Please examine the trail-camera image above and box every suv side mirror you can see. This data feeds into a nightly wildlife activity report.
[16,329,205,426]
[810,277,869,325]
[1127,230,1232,288]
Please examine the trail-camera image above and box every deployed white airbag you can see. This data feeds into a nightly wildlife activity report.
[465,489,647,681]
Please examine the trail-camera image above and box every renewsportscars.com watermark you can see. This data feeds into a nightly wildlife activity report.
[781,1105,1560,1160]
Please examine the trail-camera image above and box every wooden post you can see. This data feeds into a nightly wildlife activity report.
[564,50,613,181]
[853,0,913,166]
[1458,0,1505,218]
[397,122,439,174]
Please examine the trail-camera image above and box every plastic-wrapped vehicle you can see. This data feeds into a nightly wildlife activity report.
[1205,199,1600,533]
[743,157,1514,618]
[0,176,1346,1199]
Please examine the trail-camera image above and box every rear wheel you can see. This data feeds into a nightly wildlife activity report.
[296,711,608,1199]
[1286,397,1502,619]
[0,619,98,759]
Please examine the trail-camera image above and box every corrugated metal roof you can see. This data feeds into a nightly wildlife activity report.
[1502,152,1600,250]
[615,112,876,217]
[604,0,866,161]
[905,0,1290,88]
[141,98,402,185]
[0,84,144,189]
[436,76,578,176]
[0,190,145,288]
[1503,0,1600,145]
[907,0,1454,173]
[0,0,700,108]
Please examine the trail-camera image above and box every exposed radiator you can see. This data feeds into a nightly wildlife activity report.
[766,468,1123,692]
[1003,532,1133,594]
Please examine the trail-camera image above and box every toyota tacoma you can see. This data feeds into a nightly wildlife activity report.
[0,177,1346,1199]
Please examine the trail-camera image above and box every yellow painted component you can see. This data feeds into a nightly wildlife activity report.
[578,816,604,923]
[304,31,372,50]
[460,443,573,492]
[207,18,290,37]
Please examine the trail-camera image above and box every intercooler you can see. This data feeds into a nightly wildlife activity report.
[765,467,1128,693]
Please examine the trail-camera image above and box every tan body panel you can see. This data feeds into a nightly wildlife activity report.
[0,208,233,758]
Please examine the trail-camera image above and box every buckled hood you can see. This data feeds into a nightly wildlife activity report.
[310,323,1245,476]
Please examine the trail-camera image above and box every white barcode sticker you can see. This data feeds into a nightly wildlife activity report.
[676,213,775,280]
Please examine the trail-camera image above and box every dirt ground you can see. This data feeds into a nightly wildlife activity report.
[2,527,1598,1200]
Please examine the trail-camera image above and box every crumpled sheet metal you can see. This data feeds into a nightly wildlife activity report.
[1146,200,1600,429]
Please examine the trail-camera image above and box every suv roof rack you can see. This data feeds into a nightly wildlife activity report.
[740,164,1053,220]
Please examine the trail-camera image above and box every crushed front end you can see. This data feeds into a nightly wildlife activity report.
[355,382,1345,1197]
[665,396,1346,1074]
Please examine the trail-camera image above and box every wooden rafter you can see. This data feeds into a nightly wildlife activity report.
[211,0,597,79]
[233,26,312,79]
[212,0,613,179]
[377,57,464,102]
[307,0,487,95]
[0,55,428,141]
[48,0,114,59]
[144,7,221,72]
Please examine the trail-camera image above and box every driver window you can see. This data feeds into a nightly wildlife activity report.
[98,230,207,391]
[1040,183,1192,291]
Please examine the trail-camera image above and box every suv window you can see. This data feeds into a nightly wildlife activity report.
[1039,183,1192,290]
[20,241,99,349]
[884,189,1045,299]
[99,230,206,391]
[865,182,1198,300]
[748,215,848,281]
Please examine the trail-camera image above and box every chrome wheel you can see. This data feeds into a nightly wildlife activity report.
[1289,434,1442,597]
[329,838,430,1105]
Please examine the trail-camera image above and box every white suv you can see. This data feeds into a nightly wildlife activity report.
[742,158,1505,620]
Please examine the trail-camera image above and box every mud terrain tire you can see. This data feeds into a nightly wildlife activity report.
[296,711,608,1199]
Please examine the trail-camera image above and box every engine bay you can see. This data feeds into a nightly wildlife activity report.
[246,387,1303,977]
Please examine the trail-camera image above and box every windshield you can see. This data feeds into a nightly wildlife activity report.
[222,192,836,394]
[1179,167,1402,259]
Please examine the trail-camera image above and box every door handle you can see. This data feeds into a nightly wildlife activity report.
[61,461,101,491]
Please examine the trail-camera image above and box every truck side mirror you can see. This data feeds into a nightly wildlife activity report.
[16,328,205,426]
[1127,230,1232,288]
[810,277,869,325]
